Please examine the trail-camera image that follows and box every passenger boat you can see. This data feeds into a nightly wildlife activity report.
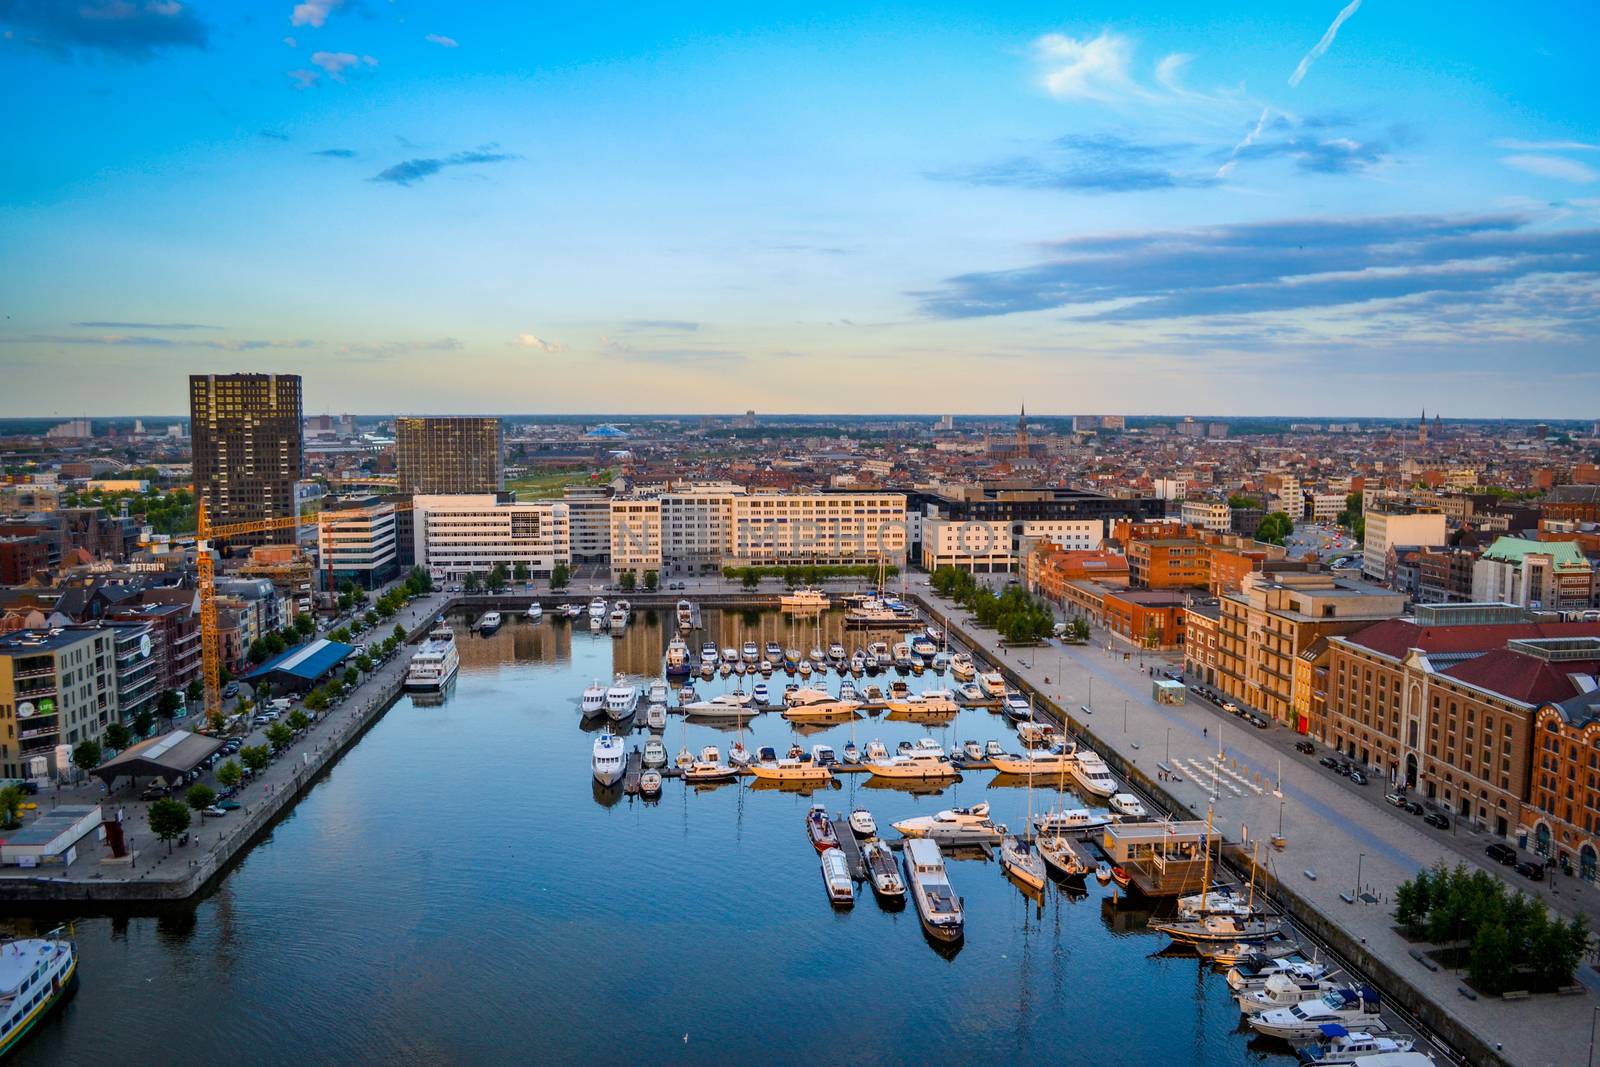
[892,803,1004,845]
[642,738,668,768]
[1296,1027,1416,1066]
[639,769,662,797]
[862,841,906,903]
[1031,808,1115,834]
[604,677,640,721]
[592,729,626,786]
[476,611,502,634]
[1000,834,1046,892]
[1236,970,1343,1015]
[677,599,696,629]
[848,809,877,837]
[1070,748,1119,798]
[525,602,543,620]
[820,848,854,906]
[806,804,839,851]
[868,751,959,780]
[1248,987,1386,1041]
[665,637,692,675]
[405,625,460,691]
[749,757,832,783]
[979,671,1007,697]
[1109,793,1148,819]
[780,587,830,611]
[0,934,77,1059]
[903,838,964,943]
[579,678,606,718]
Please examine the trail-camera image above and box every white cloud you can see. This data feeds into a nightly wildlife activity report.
[290,0,344,29]
[1217,106,1272,178]
[1034,32,1153,104]
[425,33,458,48]
[309,51,377,80]
[1501,154,1598,183]
[1289,0,1362,88]
[287,68,319,89]
[283,35,296,48]
[516,333,566,352]
[1494,139,1599,152]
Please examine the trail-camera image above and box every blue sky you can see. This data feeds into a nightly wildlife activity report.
[2,1,1597,417]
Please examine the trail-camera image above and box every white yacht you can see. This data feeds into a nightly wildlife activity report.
[909,635,937,659]
[1248,988,1386,1041]
[682,692,760,721]
[1031,808,1115,834]
[684,745,738,783]
[1298,1030,1417,1066]
[642,737,668,768]
[892,643,913,669]
[1109,793,1148,819]
[677,599,696,628]
[979,671,1007,697]
[0,935,77,1059]
[950,653,976,681]
[1237,971,1344,1016]
[646,680,670,706]
[404,626,460,691]
[990,748,1078,776]
[869,642,892,668]
[609,606,629,633]
[525,602,543,620]
[604,677,640,721]
[751,681,771,706]
[562,603,584,619]
[592,729,627,786]
[782,688,861,722]
[588,597,608,620]
[579,679,606,718]
[903,838,963,943]
[645,703,667,730]
[863,739,889,763]
[892,802,1005,845]
[700,642,719,667]
[867,750,959,780]
[665,637,691,675]
[476,611,502,634]
[780,587,830,611]
[1071,749,1119,798]
[1226,956,1332,994]
[742,641,759,663]
[848,809,877,837]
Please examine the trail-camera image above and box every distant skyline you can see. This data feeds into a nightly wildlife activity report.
[3,2,1598,417]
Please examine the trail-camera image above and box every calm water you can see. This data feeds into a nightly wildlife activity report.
[8,608,1292,1066]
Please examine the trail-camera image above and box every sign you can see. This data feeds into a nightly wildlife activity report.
[139,634,153,658]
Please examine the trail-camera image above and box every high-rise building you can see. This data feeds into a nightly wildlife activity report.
[189,373,304,546]
[396,416,504,495]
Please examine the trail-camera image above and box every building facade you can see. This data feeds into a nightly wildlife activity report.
[1363,506,1447,582]
[396,416,504,495]
[1179,499,1232,532]
[0,627,118,778]
[1472,536,1594,610]
[189,373,304,547]
[609,498,663,579]
[1527,677,1600,881]
[413,495,571,579]
[318,500,399,590]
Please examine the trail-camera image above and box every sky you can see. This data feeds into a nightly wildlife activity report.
[2,1,1598,419]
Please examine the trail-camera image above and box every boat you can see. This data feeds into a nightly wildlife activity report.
[849,651,867,673]
[1150,912,1286,944]
[751,681,771,706]
[1111,865,1131,888]
[682,692,759,721]
[838,680,858,703]
[1248,987,1386,1041]
[604,677,640,721]
[868,751,959,780]
[892,643,913,669]
[476,611,502,634]
[1017,722,1056,747]
[780,587,830,611]
[1109,793,1148,819]
[579,678,606,718]
[525,602,543,620]
[1226,956,1331,994]
[984,739,1005,759]
[893,803,1004,845]
[962,740,983,762]
[721,645,739,664]
[990,748,1077,776]
[639,769,662,797]
[562,603,584,619]
[645,703,667,730]
[820,847,854,906]
[765,641,784,663]
[1095,861,1113,884]
[1237,971,1343,1016]
[1196,937,1302,966]
[950,653,976,682]
[979,671,1006,697]
[848,809,877,837]
[1031,808,1115,834]
[592,730,626,786]
[796,660,812,678]
[1002,691,1032,720]
[676,745,695,769]
[677,684,698,707]
[782,689,860,723]
[909,635,937,659]
[827,642,846,663]
[955,682,984,702]
[811,744,837,767]
[806,804,840,851]
[1178,886,1256,920]
[887,689,960,717]
[1001,834,1047,892]
[862,841,906,902]
[590,613,605,632]
[1070,748,1119,798]
[749,757,832,783]
[808,646,826,668]
[869,642,892,668]
[742,641,759,663]
[642,738,668,768]
[0,934,77,1059]
[719,662,732,678]
[587,597,607,620]
[684,746,738,783]
[728,741,753,768]
[903,838,964,943]
[841,741,860,765]
[701,642,719,667]
[677,599,696,628]
[863,739,889,763]
[758,659,773,675]
[665,637,692,675]
[860,683,886,707]
[647,680,670,706]
[405,625,460,691]
[614,599,631,619]
[1297,1027,1417,1066]
[1037,833,1095,882]
[784,648,802,670]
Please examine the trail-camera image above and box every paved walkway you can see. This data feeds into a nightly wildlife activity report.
[909,574,1594,1067]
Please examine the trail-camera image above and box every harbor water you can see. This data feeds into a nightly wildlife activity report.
[7,608,1296,1065]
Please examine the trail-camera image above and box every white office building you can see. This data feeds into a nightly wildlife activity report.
[730,491,906,567]
[317,500,398,589]
[1363,507,1447,582]
[609,498,662,578]
[1179,499,1232,532]
[413,495,571,579]
[562,485,613,563]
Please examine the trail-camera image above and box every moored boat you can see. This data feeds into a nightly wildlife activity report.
[820,847,854,906]
[862,841,906,903]
[1248,987,1386,1041]
[0,934,77,1060]
[592,729,626,786]
[639,769,662,797]
[806,804,839,852]
[903,838,963,943]
[405,625,460,691]
[1000,834,1046,892]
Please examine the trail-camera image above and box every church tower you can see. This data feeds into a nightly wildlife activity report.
[1016,404,1029,457]
[1418,408,1428,447]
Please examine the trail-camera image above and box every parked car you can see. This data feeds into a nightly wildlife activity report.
[1423,811,1450,830]
[1404,800,1425,816]
[1295,741,1316,754]
[1514,860,1545,881]
[1221,701,1240,714]
[1319,755,1340,769]
[217,800,242,812]
[1384,792,1407,808]
[222,682,239,698]
[1247,713,1271,730]
[139,786,167,800]
[1348,770,1367,786]
[201,805,227,818]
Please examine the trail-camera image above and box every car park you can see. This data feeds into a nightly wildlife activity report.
[1423,811,1450,830]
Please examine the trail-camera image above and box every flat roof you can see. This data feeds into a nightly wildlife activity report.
[245,637,353,683]
[92,730,222,784]
[0,805,101,848]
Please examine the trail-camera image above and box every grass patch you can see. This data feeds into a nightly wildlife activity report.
[508,467,613,500]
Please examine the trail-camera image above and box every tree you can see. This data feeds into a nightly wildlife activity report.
[157,688,182,719]
[293,613,315,639]
[1255,511,1294,546]
[0,785,23,830]
[1227,494,1262,509]
[356,653,373,673]
[513,562,530,583]
[550,563,569,590]
[643,569,658,591]
[103,722,131,752]
[287,709,310,732]
[148,798,191,853]
[392,624,406,644]
[305,688,329,713]
[186,678,204,705]
[1070,616,1091,642]
[264,632,287,656]
[265,722,293,752]
[1469,923,1512,995]
[619,570,636,592]
[133,707,155,738]
[330,627,351,643]
[248,638,272,665]
[740,568,760,590]
[487,563,510,592]
[240,745,270,775]
[206,709,225,734]
[216,760,242,789]
[185,783,216,811]
[343,667,359,689]
[464,573,482,595]
[365,609,380,627]
[72,739,102,775]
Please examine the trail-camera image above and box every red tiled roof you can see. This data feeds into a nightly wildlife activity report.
[1341,619,1600,660]
[1443,648,1600,705]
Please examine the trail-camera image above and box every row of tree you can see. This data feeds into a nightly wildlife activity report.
[721,564,896,589]
[930,567,1056,644]
[1394,861,1588,994]
[247,611,318,666]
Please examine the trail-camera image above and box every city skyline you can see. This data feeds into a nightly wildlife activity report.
[4,1,1599,417]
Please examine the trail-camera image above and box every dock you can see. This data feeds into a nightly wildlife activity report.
[623,749,644,795]
[833,812,868,880]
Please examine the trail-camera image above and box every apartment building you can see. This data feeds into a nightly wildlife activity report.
[1307,493,1347,524]
[395,416,503,495]
[660,485,742,576]
[1363,505,1447,582]
[921,519,1012,572]
[108,600,200,694]
[189,373,303,546]
[731,492,906,567]
[1528,669,1600,881]
[1103,589,1187,649]
[413,495,571,579]
[1415,546,1479,604]
[0,626,118,778]
[103,619,161,726]
[562,485,614,564]
[1472,536,1594,610]
[1184,602,1222,685]
[609,498,663,579]
[1216,573,1405,729]
[1179,499,1231,532]
[1128,539,1207,589]
[317,499,399,590]
[1264,473,1304,521]
[1027,544,1130,601]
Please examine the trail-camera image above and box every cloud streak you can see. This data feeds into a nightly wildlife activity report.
[72,320,220,330]
[0,0,207,60]
[424,33,457,48]
[370,144,517,186]
[938,133,1212,194]
[1289,0,1362,88]
[1502,154,1597,183]
[515,333,566,352]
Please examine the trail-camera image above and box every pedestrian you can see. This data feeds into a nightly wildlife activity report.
[1203,726,1208,738]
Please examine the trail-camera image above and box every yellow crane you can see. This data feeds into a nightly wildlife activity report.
[194,498,411,722]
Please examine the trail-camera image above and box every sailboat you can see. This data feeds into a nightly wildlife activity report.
[1000,693,1048,893]
[1036,727,1094,883]
[1150,817,1283,943]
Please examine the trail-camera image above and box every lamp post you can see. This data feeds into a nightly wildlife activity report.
[1355,852,1365,903]
[1165,727,1171,764]
[1123,698,1128,733]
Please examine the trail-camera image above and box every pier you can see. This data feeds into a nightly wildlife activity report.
[833,812,868,880]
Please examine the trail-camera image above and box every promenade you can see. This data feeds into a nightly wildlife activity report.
[906,573,1595,1067]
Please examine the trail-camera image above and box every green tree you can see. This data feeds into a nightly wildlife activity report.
[216,760,242,789]
[264,631,287,656]
[464,573,482,595]
[619,570,636,592]
[287,709,310,732]
[355,653,373,673]
[148,798,191,852]
[487,563,510,592]
[643,569,658,591]
[293,613,315,639]
[133,706,155,738]
[343,667,359,689]
[1070,616,1091,642]
[1226,494,1261,509]
[305,688,329,713]
[330,627,351,643]
[240,745,270,775]
[265,722,294,752]
[550,563,569,590]
[392,624,406,644]
[72,739,102,775]
[185,783,216,811]
[513,562,530,583]
[1255,511,1294,546]
[376,599,396,619]
[185,678,204,705]
[248,638,272,664]
[103,722,131,752]
[365,609,380,627]
[740,567,760,590]
[157,688,182,719]
[0,785,24,830]
[1468,923,1512,995]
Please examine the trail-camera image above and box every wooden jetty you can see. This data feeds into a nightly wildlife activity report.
[833,812,868,880]
[623,749,644,795]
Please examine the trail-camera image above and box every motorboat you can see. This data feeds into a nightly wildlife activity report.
[820,848,854,907]
[909,635,937,659]
[849,651,867,673]
[639,769,662,797]
[1237,971,1343,1016]
[979,671,1006,697]
[841,741,860,765]
[903,838,963,943]
[677,599,695,628]
[782,689,861,722]
[731,660,746,676]
[676,745,695,769]
[955,682,984,702]
[645,703,667,730]
[647,680,670,706]
[590,613,605,632]
[950,653,976,681]
[614,599,631,619]
[684,746,738,783]
[838,680,858,703]
[476,611,502,634]
[1002,692,1032,720]
[1297,1028,1416,1066]
[562,603,584,619]
[811,744,838,767]
[1111,865,1131,888]
[1150,912,1286,945]
[592,730,626,786]
[1248,988,1386,1042]
[1095,861,1113,884]
[860,684,886,707]
[1001,834,1047,892]
[758,659,774,676]
[405,626,460,691]
[700,642,719,666]
[870,642,892,669]
[1017,722,1056,747]
[751,682,771,706]
[890,680,910,700]
[1031,808,1115,834]
[780,587,830,611]
[888,690,960,717]
[765,641,784,663]
[784,648,802,670]
[665,637,692,675]
[863,739,889,763]
[896,740,914,756]
[893,802,1003,844]
[700,664,714,680]
[848,809,877,837]
[682,692,759,721]
[1070,749,1119,798]
[1109,793,1148,819]
[796,660,813,678]
[588,597,607,620]
[930,651,951,673]
[924,625,944,644]
[984,739,1005,759]
[749,757,832,783]
[719,662,732,678]
[721,645,740,664]
[827,642,846,663]
[1225,956,1331,994]
[579,679,606,718]
[806,804,840,851]
[912,738,947,758]
[642,738,668,768]
[604,677,640,721]
[525,602,543,620]
[870,750,958,779]
[862,841,906,902]
[677,684,698,706]
[990,748,1077,776]
[742,641,759,663]
[892,643,913,669]
[728,741,753,768]
[961,740,984,762]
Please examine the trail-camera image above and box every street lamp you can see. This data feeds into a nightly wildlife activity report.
[1355,852,1365,902]
[1165,727,1171,764]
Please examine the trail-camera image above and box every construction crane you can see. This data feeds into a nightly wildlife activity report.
[194,498,411,722]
